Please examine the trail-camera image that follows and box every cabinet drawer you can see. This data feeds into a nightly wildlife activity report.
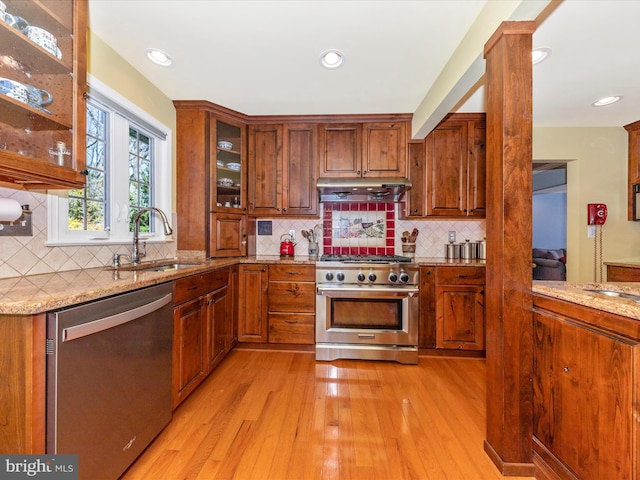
[437,266,485,285]
[174,268,229,305]
[268,313,315,344]
[268,281,315,312]
[268,265,315,282]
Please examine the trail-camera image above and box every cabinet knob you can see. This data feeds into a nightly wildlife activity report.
[563,366,570,373]
[283,208,287,212]
[357,170,361,175]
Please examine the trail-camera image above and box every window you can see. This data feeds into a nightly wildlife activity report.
[48,76,172,246]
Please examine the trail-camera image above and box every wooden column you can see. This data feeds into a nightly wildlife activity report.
[483,21,536,476]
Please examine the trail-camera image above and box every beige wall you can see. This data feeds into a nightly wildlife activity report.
[533,127,640,282]
[88,30,177,208]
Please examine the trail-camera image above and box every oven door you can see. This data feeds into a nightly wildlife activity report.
[316,285,419,346]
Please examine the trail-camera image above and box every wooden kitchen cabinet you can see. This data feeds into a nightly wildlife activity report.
[248,123,317,216]
[267,265,315,344]
[210,213,247,257]
[318,118,410,178]
[173,296,206,407]
[607,263,640,281]
[237,264,268,342]
[0,0,87,189]
[425,113,486,218]
[0,314,46,454]
[175,101,249,257]
[419,266,436,348]
[533,295,640,480]
[172,268,231,408]
[625,120,640,221]
[403,140,427,217]
[435,266,485,351]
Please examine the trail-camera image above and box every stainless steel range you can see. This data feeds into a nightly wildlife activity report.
[315,254,419,364]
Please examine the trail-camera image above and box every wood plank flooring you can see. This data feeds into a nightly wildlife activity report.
[122,349,535,480]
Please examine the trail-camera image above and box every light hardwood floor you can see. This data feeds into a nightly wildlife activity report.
[122,349,535,480]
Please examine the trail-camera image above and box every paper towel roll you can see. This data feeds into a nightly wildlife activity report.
[0,198,23,222]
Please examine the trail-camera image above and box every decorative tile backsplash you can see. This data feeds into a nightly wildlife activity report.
[0,187,176,279]
[0,186,485,279]
[322,202,394,255]
[254,203,486,258]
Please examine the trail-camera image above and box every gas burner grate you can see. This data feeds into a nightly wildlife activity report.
[320,254,413,263]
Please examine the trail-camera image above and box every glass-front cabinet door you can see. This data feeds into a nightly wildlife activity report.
[0,0,86,188]
[212,119,245,211]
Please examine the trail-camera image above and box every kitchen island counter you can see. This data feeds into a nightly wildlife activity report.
[533,280,640,321]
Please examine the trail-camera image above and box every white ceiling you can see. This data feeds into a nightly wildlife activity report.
[88,0,640,134]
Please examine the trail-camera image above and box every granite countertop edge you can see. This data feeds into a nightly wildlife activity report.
[0,256,484,315]
[533,280,640,321]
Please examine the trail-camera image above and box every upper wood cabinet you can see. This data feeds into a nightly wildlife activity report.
[247,123,317,217]
[626,120,640,221]
[426,113,485,217]
[174,101,249,257]
[402,113,485,219]
[0,0,87,189]
[404,141,427,217]
[318,119,410,178]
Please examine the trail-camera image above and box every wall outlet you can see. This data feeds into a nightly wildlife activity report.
[448,231,456,243]
[587,225,596,238]
[289,229,296,241]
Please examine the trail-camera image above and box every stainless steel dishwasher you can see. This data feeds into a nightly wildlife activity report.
[46,282,173,480]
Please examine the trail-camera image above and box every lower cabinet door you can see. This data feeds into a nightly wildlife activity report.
[237,264,268,342]
[173,297,206,408]
[436,284,484,350]
[210,213,246,257]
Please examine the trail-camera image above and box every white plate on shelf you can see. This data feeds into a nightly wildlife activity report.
[226,162,241,171]
[216,160,224,167]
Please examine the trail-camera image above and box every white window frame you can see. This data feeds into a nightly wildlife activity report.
[47,75,173,246]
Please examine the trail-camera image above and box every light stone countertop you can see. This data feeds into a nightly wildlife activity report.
[0,255,483,316]
[533,281,640,321]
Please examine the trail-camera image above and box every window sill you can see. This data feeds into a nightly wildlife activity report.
[45,237,175,247]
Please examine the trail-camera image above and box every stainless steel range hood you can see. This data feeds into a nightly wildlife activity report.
[317,177,412,202]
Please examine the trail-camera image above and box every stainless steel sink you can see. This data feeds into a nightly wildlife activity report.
[108,260,202,273]
[582,289,640,302]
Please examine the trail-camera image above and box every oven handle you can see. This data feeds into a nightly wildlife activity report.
[316,285,419,296]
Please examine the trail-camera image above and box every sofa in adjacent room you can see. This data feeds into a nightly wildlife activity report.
[533,248,567,281]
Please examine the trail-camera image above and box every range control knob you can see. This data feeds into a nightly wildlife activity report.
[325,272,334,281]
[336,272,345,282]
[388,272,398,283]
[399,272,410,283]
[368,272,377,282]
[357,272,366,282]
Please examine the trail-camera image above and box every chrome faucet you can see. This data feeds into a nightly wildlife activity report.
[132,207,173,264]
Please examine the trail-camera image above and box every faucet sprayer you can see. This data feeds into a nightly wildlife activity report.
[132,207,173,264]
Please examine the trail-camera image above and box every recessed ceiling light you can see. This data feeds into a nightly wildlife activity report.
[320,49,345,69]
[592,96,622,107]
[145,48,173,67]
[532,47,551,65]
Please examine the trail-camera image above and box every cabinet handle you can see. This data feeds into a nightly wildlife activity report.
[188,286,198,291]
[285,320,298,324]
[563,366,570,373]
[457,275,469,278]
[286,271,302,276]
[286,285,300,294]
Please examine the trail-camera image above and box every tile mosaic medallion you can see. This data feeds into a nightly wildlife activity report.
[323,202,395,255]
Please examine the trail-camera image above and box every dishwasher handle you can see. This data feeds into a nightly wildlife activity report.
[62,293,172,342]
